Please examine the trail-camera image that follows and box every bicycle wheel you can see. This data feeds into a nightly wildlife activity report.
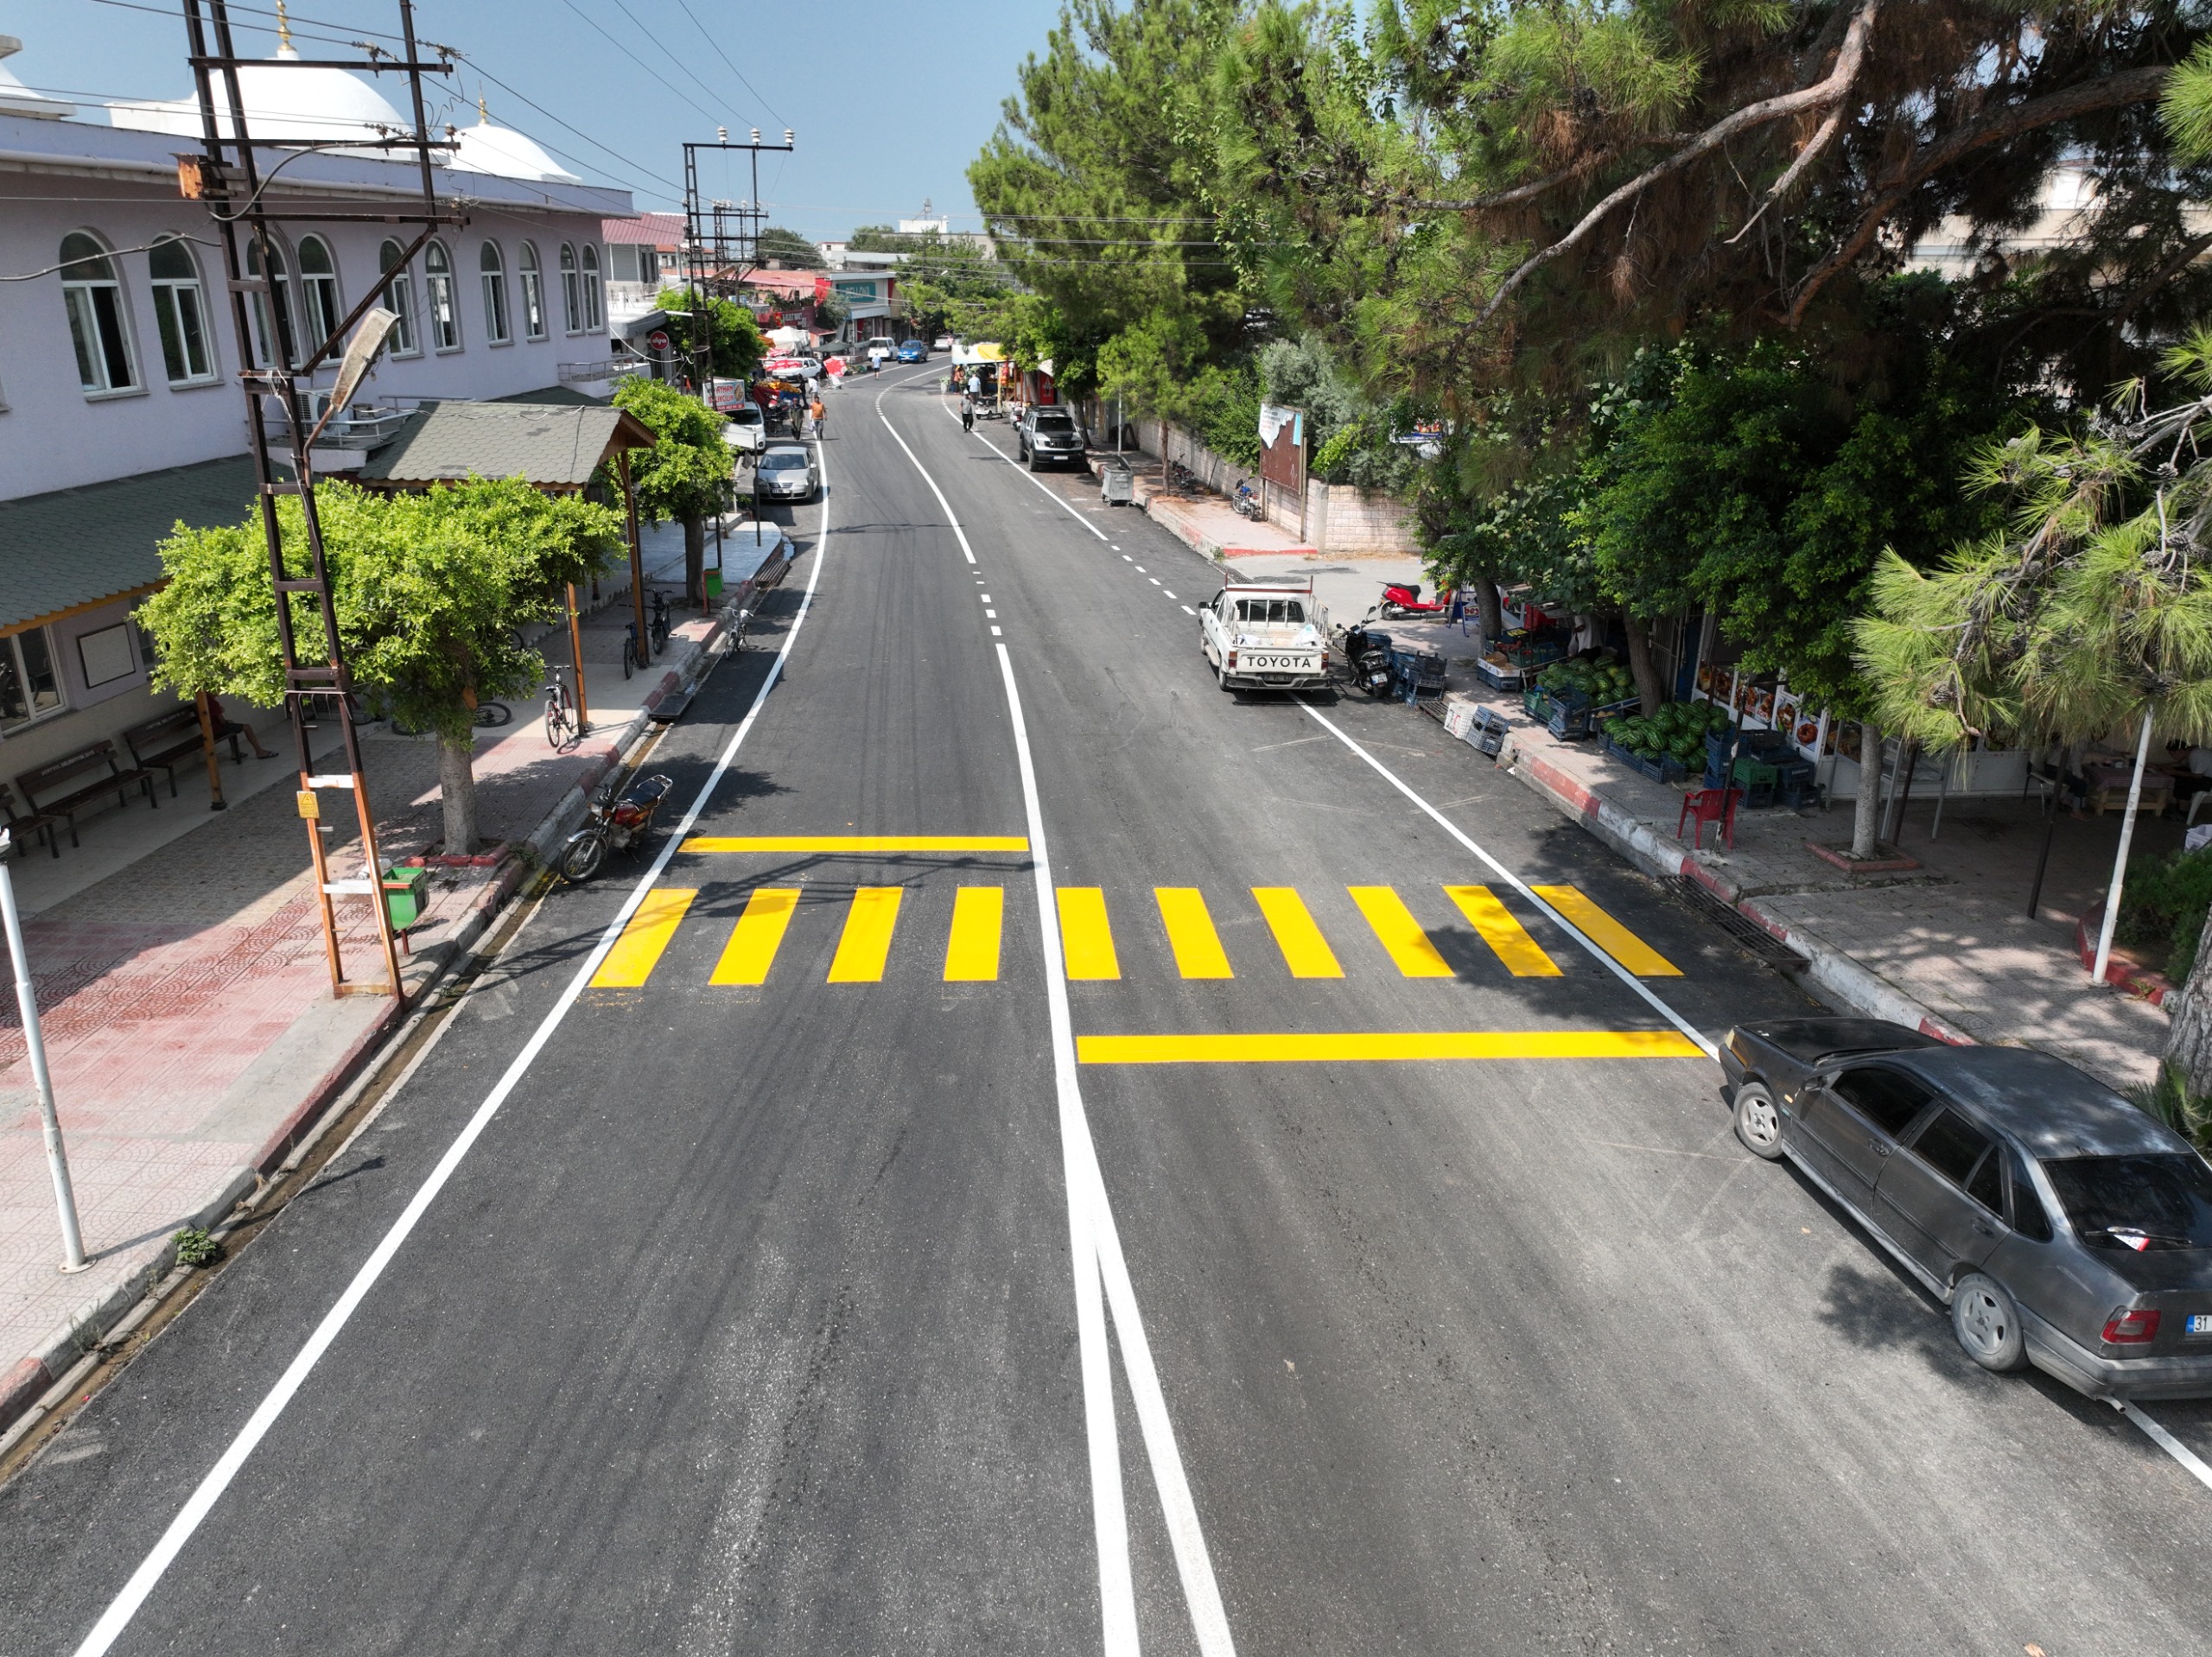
[544,702,568,748]
[474,701,513,728]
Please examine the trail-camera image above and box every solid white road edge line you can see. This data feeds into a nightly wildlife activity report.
[1296,700,1719,1059]
[67,444,837,1657]
[940,389,1114,544]
[2122,1403,2212,1493]
[997,644,1237,1657]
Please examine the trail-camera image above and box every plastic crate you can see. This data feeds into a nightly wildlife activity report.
[1602,733,1688,783]
[1548,698,1592,740]
[1522,685,1548,720]
[1473,657,1524,691]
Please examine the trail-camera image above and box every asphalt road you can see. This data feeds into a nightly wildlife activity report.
[6,364,2212,1656]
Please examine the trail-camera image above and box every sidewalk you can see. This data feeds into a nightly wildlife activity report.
[1381,627,2176,1089]
[0,515,785,1437]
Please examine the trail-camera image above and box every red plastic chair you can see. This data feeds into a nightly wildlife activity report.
[1677,785,1742,851]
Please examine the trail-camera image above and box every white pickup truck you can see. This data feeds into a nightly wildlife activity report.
[1198,574,1331,691]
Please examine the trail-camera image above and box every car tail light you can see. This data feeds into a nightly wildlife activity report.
[1225,651,1237,670]
[2103,1308,2162,1344]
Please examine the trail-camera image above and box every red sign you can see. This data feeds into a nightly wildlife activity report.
[646,329,671,352]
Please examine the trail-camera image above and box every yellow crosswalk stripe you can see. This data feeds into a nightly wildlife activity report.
[944,886,1004,981]
[591,887,697,987]
[1057,887,1120,981]
[710,887,799,986]
[827,887,904,982]
[1155,887,1234,979]
[1533,886,1681,976]
[1252,887,1343,978]
[1077,1030,1706,1063]
[1347,886,1453,977]
[1446,885,1561,976]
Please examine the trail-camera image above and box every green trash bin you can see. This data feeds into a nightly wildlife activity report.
[381,866,429,930]
[705,568,724,598]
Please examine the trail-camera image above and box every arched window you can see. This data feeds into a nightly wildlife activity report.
[424,240,459,351]
[559,243,580,333]
[518,242,545,340]
[581,243,602,330]
[60,232,137,392]
[148,235,213,384]
[480,240,510,345]
[378,238,419,358]
[296,235,341,349]
[244,238,295,368]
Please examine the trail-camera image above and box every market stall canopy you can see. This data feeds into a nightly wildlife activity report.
[355,400,655,492]
[951,341,1007,365]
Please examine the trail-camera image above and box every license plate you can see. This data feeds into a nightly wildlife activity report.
[2190,1314,2212,1336]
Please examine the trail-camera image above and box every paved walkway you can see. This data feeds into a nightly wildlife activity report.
[0,515,782,1432]
[1372,622,2178,1089]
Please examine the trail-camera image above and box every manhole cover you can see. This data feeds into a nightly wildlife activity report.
[1672,881,1808,973]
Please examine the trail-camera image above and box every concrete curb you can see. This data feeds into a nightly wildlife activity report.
[2075,903,2175,1006]
[0,604,751,1442]
[1497,729,1975,1046]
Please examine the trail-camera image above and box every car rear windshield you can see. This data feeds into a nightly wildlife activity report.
[1034,412,1075,430]
[1235,598,1306,624]
[730,408,762,424]
[2044,1154,2212,1250]
[760,452,807,470]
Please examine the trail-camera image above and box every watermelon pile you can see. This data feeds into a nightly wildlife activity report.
[1535,658,1637,705]
[1609,699,1732,768]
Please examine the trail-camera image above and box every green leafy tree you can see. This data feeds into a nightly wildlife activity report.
[140,479,620,854]
[752,225,819,267]
[657,285,766,381]
[612,375,734,607]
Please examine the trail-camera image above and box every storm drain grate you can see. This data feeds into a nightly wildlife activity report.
[1672,880,1808,973]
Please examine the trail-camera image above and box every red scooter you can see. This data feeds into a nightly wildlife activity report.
[1380,581,1450,619]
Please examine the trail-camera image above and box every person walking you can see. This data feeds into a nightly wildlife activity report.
[961,391,976,433]
[810,392,827,440]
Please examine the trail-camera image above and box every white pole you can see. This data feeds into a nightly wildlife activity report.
[0,829,87,1272]
[2091,705,2157,987]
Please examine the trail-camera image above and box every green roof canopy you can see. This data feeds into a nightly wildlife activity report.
[356,400,655,492]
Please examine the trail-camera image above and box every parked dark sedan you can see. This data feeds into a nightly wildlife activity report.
[1721,1019,2212,1400]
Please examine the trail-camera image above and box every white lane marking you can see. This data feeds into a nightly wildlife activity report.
[1122,556,1133,562]
[981,594,992,601]
[2124,1403,2212,1493]
[991,625,1003,637]
[1163,591,1177,600]
[1110,544,1121,550]
[1148,579,1161,587]
[70,442,838,1657]
[1180,605,1198,616]
[881,384,1143,1647]
[1134,567,1147,574]
[996,644,1236,1657]
[986,610,999,619]
[939,396,1113,543]
[1296,701,1718,1057]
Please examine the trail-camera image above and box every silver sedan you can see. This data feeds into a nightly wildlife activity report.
[755,442,817,504]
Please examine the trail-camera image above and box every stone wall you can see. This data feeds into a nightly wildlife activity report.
[1304,479,1417,556]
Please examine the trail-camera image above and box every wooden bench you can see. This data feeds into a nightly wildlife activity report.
[0,783,59,860]
[122,704,247,799]
[14,740,157,852]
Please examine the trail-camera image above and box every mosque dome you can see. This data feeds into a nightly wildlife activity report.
[106,38,408,143]
[450,104,580,184]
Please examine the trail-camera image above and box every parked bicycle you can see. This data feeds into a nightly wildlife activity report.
[543,667,577,749]
[622,619,639,679]
[649,588,672,657]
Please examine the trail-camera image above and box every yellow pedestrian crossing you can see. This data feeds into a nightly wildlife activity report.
[585,879,1685,990]
[1155,888,1233,979]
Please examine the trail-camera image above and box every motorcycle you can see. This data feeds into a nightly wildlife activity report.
[1336,624,1395,697]
[1379,581,1451,620]
[558,771,674,883]
[1232,479,1264,520]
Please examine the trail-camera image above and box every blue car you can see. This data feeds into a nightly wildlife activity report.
[896,340,928,363]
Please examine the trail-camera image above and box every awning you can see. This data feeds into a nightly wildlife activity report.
[356,400,656,491]
[0,454,258,638]
[952,341,1007,365]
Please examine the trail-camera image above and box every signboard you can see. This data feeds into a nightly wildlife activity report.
[832,277,883,301]
[646,329,671,352]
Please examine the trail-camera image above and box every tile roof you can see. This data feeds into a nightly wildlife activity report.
[0,455,260,634]
[602,212,685,246]
[355,400,654,490]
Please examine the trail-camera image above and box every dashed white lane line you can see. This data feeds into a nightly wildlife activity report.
[1181,605,1197,616]
[1163,591,1178,600]
[1122,556,1133,562]
[990,625,1003,637]
[1148,578,1161,587]
[940,398,1114,544]
[987,611,999,619]
[1134,566,1147,573]
[981,594,992,601]
[2123,1403,2212,1493]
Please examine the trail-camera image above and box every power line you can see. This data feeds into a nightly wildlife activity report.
[557,0,720,126]
[602,0,731,124]
[460,56,685,195]
[669,0,785,127]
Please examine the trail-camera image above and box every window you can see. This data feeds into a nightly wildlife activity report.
[296,235,341,350]
[1906,1108,1993,1188]
[559,242,581,333]
[480,240,510,345]
[378,239,419,357]
[60,232,137,392]
[2008,1152,2055,1241]
[244,238,295,367]
[1828,1068,1934,1138]
[0,628,63,728]
[2044,1154,2212,1251]
[424,240,459,351]
[519,242,545,340]
[581,244,602,329]
[148,235,214,384]
[1234,598,1306,625]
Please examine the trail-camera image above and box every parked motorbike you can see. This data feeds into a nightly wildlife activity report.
[1232,479,1264,520]
[558,771,674,883]
[1379,581,1450,620]
[1337,625,1395,697]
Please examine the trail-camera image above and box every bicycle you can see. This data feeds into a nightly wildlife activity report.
[543,668,576,749]
[649,589,671,657]
[622,619,638,679]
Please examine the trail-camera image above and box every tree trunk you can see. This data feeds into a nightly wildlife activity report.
[1620,613,1666,712]
[683,513,707,608]
[1852,721,1881,860]
[438,730,478,856]
[2164,905,2212,1100]
[1474,574,1503,647]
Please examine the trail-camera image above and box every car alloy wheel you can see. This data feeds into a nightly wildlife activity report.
[1732,1082,1786,1160]
[1951,1273,2029,1373]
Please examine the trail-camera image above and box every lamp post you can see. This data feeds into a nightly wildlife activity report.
[0,829,87,1273]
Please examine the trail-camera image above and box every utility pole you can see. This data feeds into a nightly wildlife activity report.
[681,127,795,393]
[181,0,463,999]
[1,830,86,1273]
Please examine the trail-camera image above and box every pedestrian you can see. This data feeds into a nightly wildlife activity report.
[810,392,827,440]
[961,392,976,433]
[203,693,278,760]
[966,371,982,399]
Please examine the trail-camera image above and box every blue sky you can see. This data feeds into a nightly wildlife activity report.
[6,0,1066,236]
